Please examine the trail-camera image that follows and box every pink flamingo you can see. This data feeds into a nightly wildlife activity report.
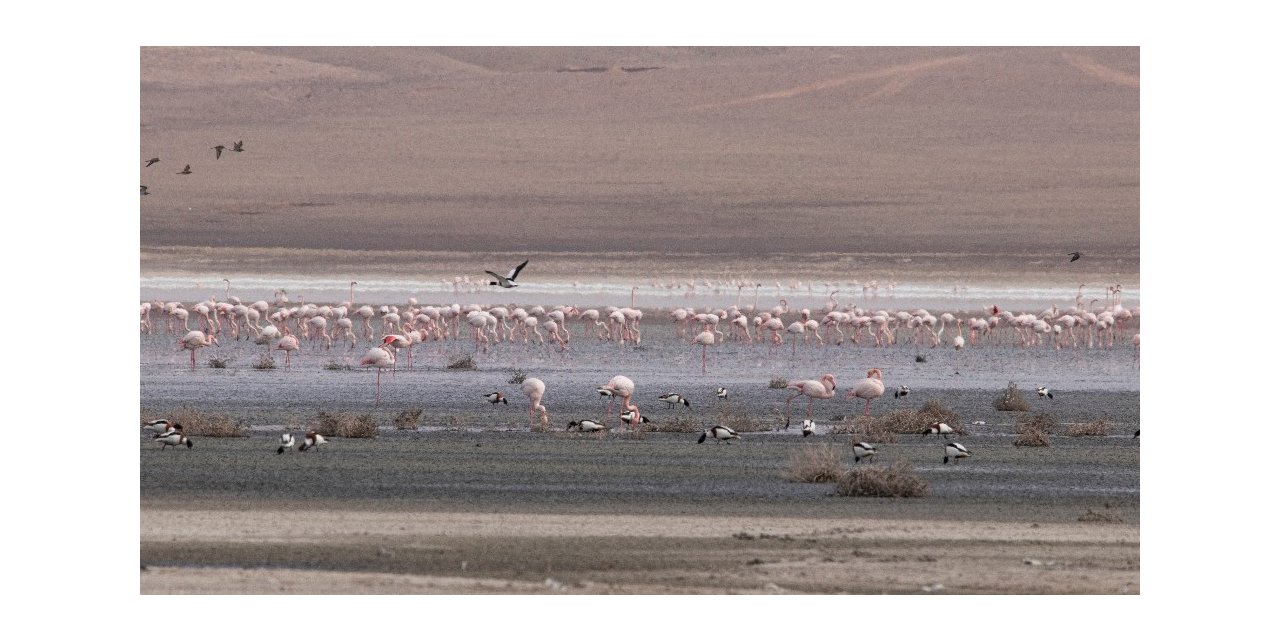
[178,330,217,371]
[692,330,715,374]
[521,377,549,427]
[847,368,886,417]
[274,335,300,367]
[599,375,638,429]
[783,373,836,428]
[359,344,395,404]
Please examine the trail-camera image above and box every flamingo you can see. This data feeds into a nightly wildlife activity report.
[783,373,837,428]
[692,329,715,373]
[359,344,395,404]
[847,368,886,417]
[274,335,299,367]
[852,441,877,463]
[521,378,549,427]
[697,425,740,444]
[599,375,639,429]
[178,330,218,371]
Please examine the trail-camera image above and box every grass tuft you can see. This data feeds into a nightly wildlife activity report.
[507,369,526,384]
[836,462,928,498]
[252,355,276,370]
[768,377,789,389]
[447,354,477,370]
[393,409,423,430]
[1067,418,1112,437]
[832,402,965,439]
[311,412,378,438]
[1078,509,1124,523]
[787,445,844,483]
[1013,413,1055,447]
[994,382,1031,412]
[324,360,352,371]
[167,407,248,437]
[650,415,700,433]
[207,356,232,369]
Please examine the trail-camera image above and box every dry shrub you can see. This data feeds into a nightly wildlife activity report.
[832,415,899,443]
[324,360,351,371]
[834,404,965,439]
[447,354,476,370]
[787,446,844,483]
[768,377,789,389]
[1013,429,1051,447]
[207,356,231,369]
[1078,509,1124,523]
[615,425,649,440]
[716,407,775,433]
[507,369,526,384]
[1018,413,1058,434]
[917,400,959,428]
[311,412,378,438]
[1067,418,1112,437]
[252,355,276,370]
[995,382,1031,412]
[650,415,700,433]
[168,407,248,437]
[836,462,928,498]
[393,409,423,429]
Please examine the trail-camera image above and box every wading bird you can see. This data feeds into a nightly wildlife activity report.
[1037,386,1053,400]
[697,425,739,444]
[783,373,837,428]
[943,442,970,464]
[522,377,549,427]
[852,441,877,463]
[299,431,327,452]
[922,421,954,439]
[277,433,295,454]
[847,368,886,417]
[485,392,508,405]
[659,393,690,409]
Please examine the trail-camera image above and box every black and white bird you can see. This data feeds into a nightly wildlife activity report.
[620,410,651,425]
[971,420,986,426]
[801,419,816,437]
[922,422,955,439]
[298,431,327,452]
[1037,386,1053,400]
[567,419,607,433]
[144,157,160,167]
[715,387,729,400]
[851,441,878,463]
[659,393,690,409]
[177,164,192,175]
[213,145,225,159]
[144,419,176,434]
[697,425,740,444]
[485,391,508,405]
[277,433,295,454]
[894,385,911,399]
[943,442,971,464]
[1068,252,1082,262]
[486,259,529,288]
[232,140,244,152]
[597,386,617,398]
[154,425,192,450]
[1133,429,1140,439]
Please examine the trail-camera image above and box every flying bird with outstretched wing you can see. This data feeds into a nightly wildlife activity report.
[486,260,529,288]
[1068,252,1082,262]
[144,157,160,167]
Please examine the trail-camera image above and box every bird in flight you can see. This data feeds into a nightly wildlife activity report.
[1068,252,1082,262]
[144,157,160,167]
[177,164,192,175]
[486,259,529,288]
[140,185,150,196]
[213,145,226,159]
[232,140,244,152]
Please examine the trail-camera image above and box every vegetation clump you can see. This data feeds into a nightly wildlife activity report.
[208,356,231,369]
[311,412,378,438]
[836,463,928,498]
[393,409,423,429]
[768,377,790,389]
[1013,413,1056,447]
[167,407,248,437]
[324,360,351,371]
[1067,418,1112,437]
[447,354,477,370]
[507,369,527,384]
[252,355,276,370]
[787,446,844,483]
[994,382,1031,412]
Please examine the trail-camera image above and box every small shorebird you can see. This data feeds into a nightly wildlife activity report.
[620,409,651,425]
[894,385,911,399]
[715,387,729,400]
[485,391,508,405]
[852,441,878,463]
[567,419,607,433]
[154,425,192,450]
[1068,252,1082,262]
[213,145,225,159]
[140,185,150,196]
[1037,386,1053,399]
[943,442,971,464]
[801,419,816,437]
[698,425,740,444]
[922,422,954,439]
[277,433,295,454]
[177,164,192,175]
[298,431,327,452]
[144,157,160,167]
[659,393,690,409]
[486,259,529,288]
[232,140,244,152]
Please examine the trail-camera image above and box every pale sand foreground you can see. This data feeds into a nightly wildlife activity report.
[141,510,1139,594]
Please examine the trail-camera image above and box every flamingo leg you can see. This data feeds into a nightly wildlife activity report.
[863,399,872,417]
[375,369,382,404]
